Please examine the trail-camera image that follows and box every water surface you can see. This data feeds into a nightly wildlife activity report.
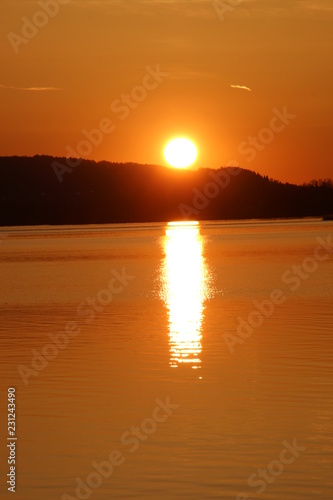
[0,219,332,499]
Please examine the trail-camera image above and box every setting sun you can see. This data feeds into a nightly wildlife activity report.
[164,138,197,168]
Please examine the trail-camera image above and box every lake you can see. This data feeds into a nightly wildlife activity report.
[0,219,332,499]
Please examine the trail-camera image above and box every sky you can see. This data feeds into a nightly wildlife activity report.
[0,0,332,184]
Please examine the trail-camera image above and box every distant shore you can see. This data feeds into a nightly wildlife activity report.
[1,156,333,227]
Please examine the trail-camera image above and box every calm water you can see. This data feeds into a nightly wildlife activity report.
[1,219,332,499]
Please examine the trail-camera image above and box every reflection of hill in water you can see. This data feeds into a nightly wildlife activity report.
[1,155,333,225]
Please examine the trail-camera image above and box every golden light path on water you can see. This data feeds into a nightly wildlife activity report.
[161,221,212,371]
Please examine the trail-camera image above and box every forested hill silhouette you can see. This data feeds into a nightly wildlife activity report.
[1,155,332,226]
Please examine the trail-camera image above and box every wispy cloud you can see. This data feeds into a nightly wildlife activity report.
[230,84,252,92]
[68,0,333,17]
[233,0,333,17]
[3,0,333,17]
[303,0,333,12]
[0,84,63,91]
[68,0,216,18]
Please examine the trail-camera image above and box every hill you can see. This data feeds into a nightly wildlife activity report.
[0,155,332,226]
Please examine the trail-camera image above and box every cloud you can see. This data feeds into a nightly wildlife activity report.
[3,0,333,17]
[235,0,333,16]
[67,0,217,18]
[0,84,63,91]
[303,0,333,12]
[230,84,252,92]
[68,0,333,17]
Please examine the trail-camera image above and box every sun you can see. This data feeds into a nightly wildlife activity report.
[164,138,197,168]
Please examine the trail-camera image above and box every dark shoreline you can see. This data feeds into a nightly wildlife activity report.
[0,216,329,230]
[1,156,333,227]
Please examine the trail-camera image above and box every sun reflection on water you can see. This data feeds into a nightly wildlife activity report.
[161,221,211,370]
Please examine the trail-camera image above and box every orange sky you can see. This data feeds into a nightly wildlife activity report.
[1,0,332,184]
